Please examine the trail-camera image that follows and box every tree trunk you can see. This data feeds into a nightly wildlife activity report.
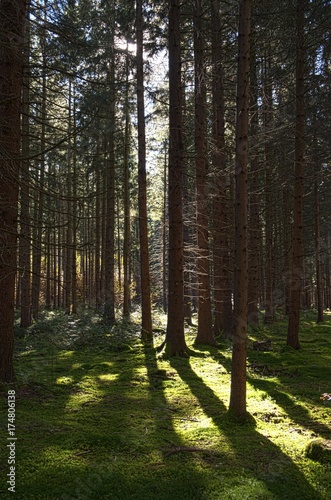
[164,0,188,357]
[193,0,214,346]
[20,14,31,328]
[0,0,27,382]
[314,168,324,323]
[229,0,251,419]
[211,0,232,337]
[287,0,306,350]
[123,47,131,319]
[136,0,153,342]
[103,13,116,324]
[248,31,260,328]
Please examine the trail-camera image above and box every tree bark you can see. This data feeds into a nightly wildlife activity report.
[20,13,31,327]
[287,0,306,349]
[194,0,215,346]
[0,0,28,382]
[136,0,153,342]
[248,30,260,328]
[211,0,232,337]
[229,0,251,419]
[123,47,131,319]
[164,0,188,357]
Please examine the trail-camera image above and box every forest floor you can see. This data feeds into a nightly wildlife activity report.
[0,309,331,499]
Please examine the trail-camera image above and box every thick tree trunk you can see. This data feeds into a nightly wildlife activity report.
[229,0,251,419]
[0,0,27,382]
[287,0,306,349]
[164,0,188,357]
[136,0,153,342]
[211,0,232,337]
[194,0,214,346]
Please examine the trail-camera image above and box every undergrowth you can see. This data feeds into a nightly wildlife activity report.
[0,309,330,499]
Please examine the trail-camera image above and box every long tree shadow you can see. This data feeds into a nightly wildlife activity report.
[248,376,331,439]
[170,357,324,500]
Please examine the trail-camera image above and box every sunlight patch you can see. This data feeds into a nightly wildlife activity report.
[97,374,118,382]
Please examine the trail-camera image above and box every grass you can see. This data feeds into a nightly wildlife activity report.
[0,309,331,499]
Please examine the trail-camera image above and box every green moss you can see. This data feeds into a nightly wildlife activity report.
[1,311,330,499]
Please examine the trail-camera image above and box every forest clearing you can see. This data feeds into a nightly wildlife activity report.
[0,309,331,499]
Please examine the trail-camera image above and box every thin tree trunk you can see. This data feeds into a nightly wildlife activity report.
[248,31,260,327]
[287,0,306,349]
[103,11,116,324]
[263,56,274,324]
[32,5,47,319]
[20,13,31,327]
[123,48,131,318]
[314,168,323,323]
[136,0,153,342]
[229,0,251,419]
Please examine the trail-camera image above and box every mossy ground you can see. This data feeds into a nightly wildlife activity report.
[1,309,330,499]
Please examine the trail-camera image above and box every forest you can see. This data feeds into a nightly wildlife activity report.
[0,0,331,498]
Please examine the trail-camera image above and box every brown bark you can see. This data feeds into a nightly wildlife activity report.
[211,0,232,337]
[263,57,274,324]
[287,0,306,350]
[123,48,131,319]
[0,0,28,382]
[248,33,260,327]
[164,0,188,357]
[314,169,323,323]
[20,14,31,327]
[194,0,214,346]
[103,13,116,324]
[136,0,153,342]
[229,0,251,418]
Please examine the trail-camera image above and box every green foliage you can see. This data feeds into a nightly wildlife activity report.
[1,312,331,499]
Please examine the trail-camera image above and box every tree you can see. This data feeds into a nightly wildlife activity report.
[193,0,215,346]
[164,0,188,356]
[287,0,306,350]
[228,0,251,419]
[20,12,31,328]
[0,0,28,382]
[136,0,153,342]
[211,0,232,337]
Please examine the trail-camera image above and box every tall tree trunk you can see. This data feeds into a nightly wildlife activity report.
[95,141,102,310]
[162,142,168,313]
[136,0,153,342]
[211,0,232,337]
[263,56,274,324]
[164,0,188,356]
[248,30,260,327]
[229,0,251,419]
[103,12,116,324]
[314,168,323,323]
[123,48,131,319]
[32,5,47,319]
[287,0,306,349]
[194,0,214,345]
[65,80,73,314]
[0,0,27,382]
[20,13,31,328]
